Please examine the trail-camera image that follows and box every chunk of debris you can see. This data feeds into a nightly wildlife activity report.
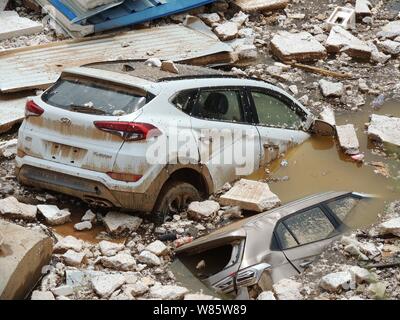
[188,200,220,221]
[270,31,326,63]
[257,291,276,300]
[234,0,288,13]
[102,212,142,235]
[379,40,400,55]
[319,79,344,97]
[272,279,302,300]
[160,60,179,74]
[0,138,17,157]
[230,11,249,27]
[347,266,371,284]
[62,249,86,267]
[198,13,220,26]
[377,20,400,39]
[145,240,168,256]
[144,58,162,68]
[326,7,356,30]
[355,0,372,20]
[0,196,37,221]
[214,21,239,41]
[0,220,53,299]
[37,205,71,225]
[372,94,385,109]
[91,273,126,298]
[367,41,391,64]
[137,250,161,266]
[125,282,149,297]
[101,252,136,271]
[319,106,336,126]
[74,221,92,231]
[0,11,42,41]
[367,282,387,299]
[0,96,26,134]
[31,290,55,300]
[378,217,400,237]
[320,271,352,292]
[149,284,189,300]
[367,114,400,148]
[325,26,371,59]
[54,235,84,253]
[99,240,124,257]
[336,124,360,155]
[219,179,281,212]
[81,209,96,223]
[51,285,73,297]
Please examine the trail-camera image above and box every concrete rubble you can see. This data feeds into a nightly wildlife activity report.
[37,204,71,225]
[272,278,303,300]
[102,211,142,235]
[219,179,281,212]
[188,200,220,221]
[0,11,42,41]
[367,114,400,148]
[270,31,326,62]
[319,79,344,98]
[234,0,288,13]
[335,124,360,155]
[0,196,37,221]
[355,0,372,20]
[0,96,26,134]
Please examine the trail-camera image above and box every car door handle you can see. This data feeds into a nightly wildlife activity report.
[299,260,313,268]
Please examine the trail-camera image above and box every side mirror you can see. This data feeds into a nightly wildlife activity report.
[311,119,336,136]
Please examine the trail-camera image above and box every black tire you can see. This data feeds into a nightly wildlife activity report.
[153,180,201,225]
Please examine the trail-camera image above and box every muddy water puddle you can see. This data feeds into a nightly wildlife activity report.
[249,101,400,227]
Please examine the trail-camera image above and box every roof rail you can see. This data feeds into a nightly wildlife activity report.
[158,74,275,85]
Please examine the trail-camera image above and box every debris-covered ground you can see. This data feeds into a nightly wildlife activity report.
[1,0,400,300]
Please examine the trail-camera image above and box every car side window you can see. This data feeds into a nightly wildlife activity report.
[172,89,197,114]
[282,207,336,248]
[275,222,297,250]
[326,195,361,223]
[192,89,245,122]
[251,91,303,129]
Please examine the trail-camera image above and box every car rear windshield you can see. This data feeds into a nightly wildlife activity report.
[42,77,153,116]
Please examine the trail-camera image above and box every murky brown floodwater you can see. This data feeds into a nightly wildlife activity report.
[248,101,400,227]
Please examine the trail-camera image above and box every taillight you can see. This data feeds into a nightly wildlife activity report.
[25,100,44,117]
[107,172,142,182]
[93,121,161,141]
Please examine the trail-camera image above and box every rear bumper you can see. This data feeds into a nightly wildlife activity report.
[15,156,158,212]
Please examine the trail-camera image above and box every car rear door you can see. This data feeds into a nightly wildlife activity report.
[246,87,311,166]
[19,74,152,174]
[188,87,261,190]
[275,205,341,273]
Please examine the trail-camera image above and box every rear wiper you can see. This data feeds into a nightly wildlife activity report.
[69,104,107,115]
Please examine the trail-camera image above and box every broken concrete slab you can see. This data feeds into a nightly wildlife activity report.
[272,278,302,300]
[149,284,189,300]
[101,252,136,271]
[0,196,37,221]
[320,271,352,292]
[137,250,161,266]
[379,40,400,55]
[0,24,233,93]
[51,285,73,297]
[257,291,276,300]
[270,31,326,63]
[336,124,360,155]
[91,273,126,298]
[0,138,17,157]
[234,0,288,13]
[53,235,83,253]
[31,290,55,300]
[198,13,220,26]
[145,240,168,256]
[214,21,239,41]
[378,217,400,237]
[319,79,344,97]
[102,212,142,235]
[37,205,71,225]
[62,249,86,267]
[377,20,400,39]
[355,0,372,20]
[0,11,42,41]
[367,114,400,148]
[99,240,124,257]
[81,209,96,223]
[319,106,336,126]
[219,179,281,212]
[0,220,53,299]
[74,221,92,231]
[0,95,26,134]
[188,200,220,221]
[367,41,391,64]
[325,26,371,59]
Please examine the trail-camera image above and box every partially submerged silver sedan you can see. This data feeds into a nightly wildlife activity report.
[175,191,372,299]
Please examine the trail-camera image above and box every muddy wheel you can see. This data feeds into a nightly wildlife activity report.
[153,180,201,225]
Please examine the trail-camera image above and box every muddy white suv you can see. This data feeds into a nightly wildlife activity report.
[16,61,333,220]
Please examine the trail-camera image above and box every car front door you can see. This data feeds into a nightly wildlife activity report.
[247,88,312,166]
[275,205,341,273]
[188,87,261,190]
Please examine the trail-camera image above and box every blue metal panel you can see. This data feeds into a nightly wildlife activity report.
[49,0,215,33]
